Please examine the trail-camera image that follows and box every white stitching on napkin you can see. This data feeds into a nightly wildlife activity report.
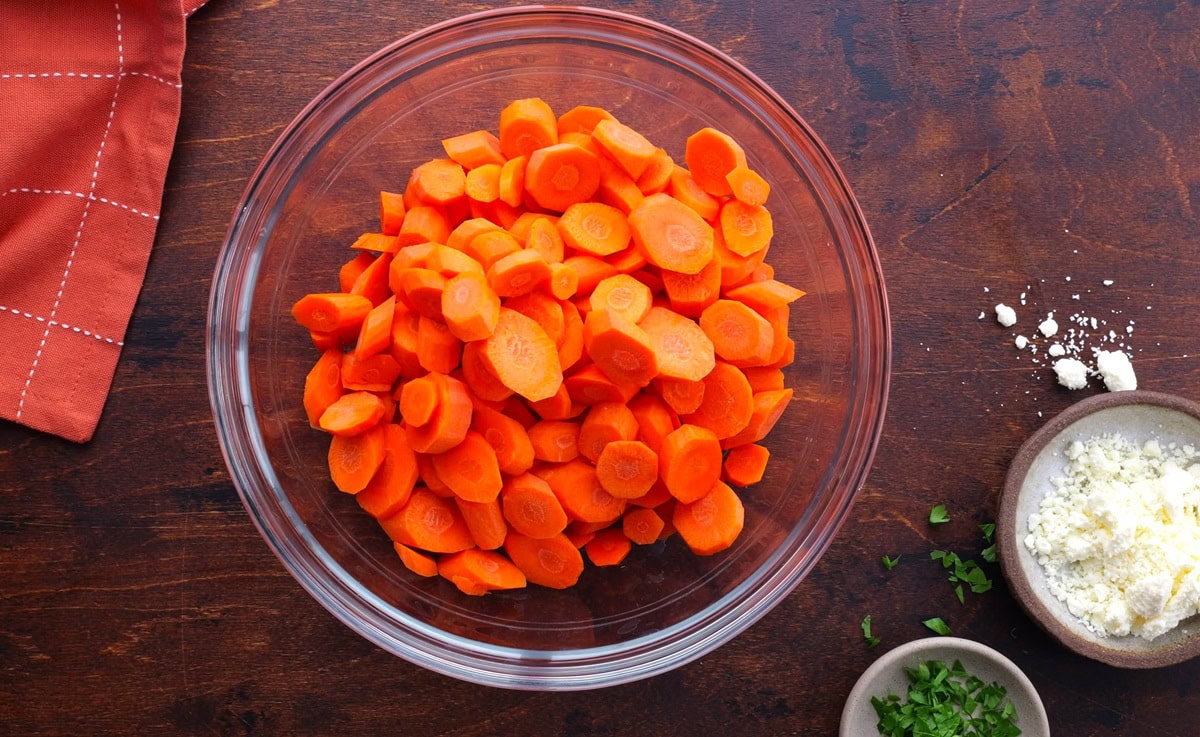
[5,188,160,220]
[16,1,125,419]
[0,71,181,89]
[0,306,124,346]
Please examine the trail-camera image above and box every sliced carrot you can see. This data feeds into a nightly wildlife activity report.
[628,192,714,275]
[499,97,558,159]
[481,307,563,402]
[564,521,599,549]
[525,216,566,264]
[726,166,770,207]
[501,472,569,539]
[399,374,440,427]
[318,391,387,436]
[592,119,657,180]
[405,373,473,454]
[536,458,627,524]
[431,430,503,503]
[596,157,645,215]
[477,198,522,229]
[685,127,747,196]
[411,158,467,208]
[354,296,395,361]
[380,191,407,235]
[559,131,605,157]
[557,105,616,135]
[527,382,575,421]
[713,226,768,287]
[460,340,513,402]
[564,363,638,406]
[447,217,502,252]
[394,542,438,577]
[595,440,658,499]
[351,232,400,254]
[417,453,453,496]
[488,249,552,297]
[465,228,522,270]
[557,201,631,256]
[723,443,770,487]
[719,199,773,257]
[498,155,526,208]
[328,424,387,494]
[547,262,579,300]
[442,129,505,169]
[585,528,632,567]
[659,423,722,503]
[528,420,580,462]
[629,480,673,509]
[440,271,500,341]
[339,252,376,294]
[673,481,744,555]
[303,349,343,427]
[681,361,754,439]
[504,291,564,344]
[399,268,447,319]
[577,401,639,463]
[379,487,475,553]
[342,352,402,392]
[396,205,451,247]
[637,305,716,382]
[661,259,720,318]
[763,305,792,368]
[454,498,508,551]
[635,148,674,195]
[503,531,583,589]
[582,309,658,388]
[292,292,373,334]
[465,162,502,203]
[589,274,651,323]
[742,366,785,392]
[628,268,664,294]
[416,316,463,374]
[439,548,527,594]
[699,299,775,366]
[605,244,647,274]
[667,166,720,221]
[388,303,424,379]
[653,376,706,415]
[627,392,679,454]
[392,242,436,272]
[622,507,665,545]
[557,300,585,370]
[562,255,618,296]
[721,388,794,449]
[357,424,419,517]
[502,395,541,429]
[524,142,601,212]
[725,279,806,314]
[471,404,535,476]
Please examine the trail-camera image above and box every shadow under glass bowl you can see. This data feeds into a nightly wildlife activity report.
[207,6,890,690]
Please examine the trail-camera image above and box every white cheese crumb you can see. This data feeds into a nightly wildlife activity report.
[978,311,985,320]
[995,303,1017,327]
[1039,317,1059,337]
[1103,279,1114,286]
[1048,343,1066,357]
[1096,350,1137,391]
[1015,335,1029,350]
[1053,358,1089,389]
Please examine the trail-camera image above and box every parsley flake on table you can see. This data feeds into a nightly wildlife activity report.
[882,554,901,570]
[928,505,950,525]
[980,523,998,563]
[923,617,952,635]
[871,659,1020,737]
[932,550,993,603]
[862,615,880,648]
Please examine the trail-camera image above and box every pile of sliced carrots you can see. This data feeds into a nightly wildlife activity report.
[292,99,804,595]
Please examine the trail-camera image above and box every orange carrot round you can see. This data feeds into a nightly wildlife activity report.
[673,481,744,555]
[483,307,563,403]
[627,192,714,275]
[595,440,659,499]
[659,423,722,504]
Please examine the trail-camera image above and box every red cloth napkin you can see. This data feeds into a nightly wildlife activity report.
[0,0,206,442]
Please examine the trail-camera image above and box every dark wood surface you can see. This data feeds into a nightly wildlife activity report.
[4,1,1199,735]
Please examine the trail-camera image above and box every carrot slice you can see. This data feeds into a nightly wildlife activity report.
[292,293,373,334]
[447,217,502,252]
[592,119,657,180]
[465,162,502,203]
[595,440,658,499]
[399,268,447,319]
[411,158,467,207]
[605,244,647,274]
[499,97,558,159]
[742,366,785,392]
[501,472,569,539]
[725,279,806,314]
[685,127,747,196]
[627,392,679,454]
[547,262,579,301]
[528,420,580,462]
[661,259,721,318]
[319,391,387,436]
[721,388,794,449]
[380,191,407,235]
[588,274,651,323]
[699,299,775,366]
[354,296,395,360]
[673,481,744,555]
[482,307,563,402]
[470,404,535,476]
[442,129,505,169]
[653,376,706,416]
[338,252,376,293]
[399,374,439,427]
[557,300,585,370]
[396,205,451,247]
[557,201,631,256]
[417,453,453,496]
[723,443,770,486]
[562,255,618,296]
[659,423,722,503]
[726,166,770,207]
[465,229,522,270]
[577,401,639,463]
[460,341,513,402]
[557,105,616,135]
[635,148,675,195]
[394,542,438,577]
[454,498,508,551]
[341,352,402,392]
[681,361,754,439]
[488,249,551,297]
[564,363,638,406]
[503,291,565,344]
[350,232,400,254]
[357,424,419,517]
[628,192,714,275]
[719,199,773,257]
[637,305,716,382]
[503,532,584,589]
[431,430,503,503]
[585,528,632,567]
[388,303,424,379]
[524,142,602,212]
[498,155,527,208]
[439,547,527,594]
[303,349,344,427]
[416,316,463,374]
[536,458,627,524]
[328,424,387,494]
[523,216,565,265]
[622,507,665,545]
[379,487,475,553]
[441,271,500,341]
[713,227,768,287]
[596,157,646,215]
[582,309,658,388]
[405,373,473,454]
[667,166,720,221]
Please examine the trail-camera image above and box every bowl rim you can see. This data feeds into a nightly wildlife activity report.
[997,389,1200,668]
[207,4,891,689]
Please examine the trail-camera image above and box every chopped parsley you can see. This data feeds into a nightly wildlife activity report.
[929,505,950,525]
[923,617,952,635]
[882,554,902,570]
[871,659,1020,737]
[862,615,880,648]
[932,550,993,602]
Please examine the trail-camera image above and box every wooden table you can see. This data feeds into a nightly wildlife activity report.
[4,2,1198,734]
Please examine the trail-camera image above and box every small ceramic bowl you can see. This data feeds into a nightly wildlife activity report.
[998,390,1200,668]
[840,637,1049,737]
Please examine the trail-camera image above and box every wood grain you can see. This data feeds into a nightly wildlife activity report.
[2,1,1198,735]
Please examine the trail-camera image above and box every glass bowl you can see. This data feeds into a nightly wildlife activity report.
[207,6,890,690]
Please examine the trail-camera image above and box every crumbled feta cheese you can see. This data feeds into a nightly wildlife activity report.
[1096,349,1137,391]
[1015,335,1029,350]
[1039,318,1059,337]
[1053,358,1089,390]
[995,303,1017,327]
[1103,279,1114,286]
[1048,343,1066,357]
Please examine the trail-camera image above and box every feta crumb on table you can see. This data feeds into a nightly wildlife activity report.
[1053,358,1089,389]
[1096,349,1137,391]
[995,303,1017,327]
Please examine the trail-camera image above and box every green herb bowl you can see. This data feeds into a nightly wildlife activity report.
[839,637,1049,737]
